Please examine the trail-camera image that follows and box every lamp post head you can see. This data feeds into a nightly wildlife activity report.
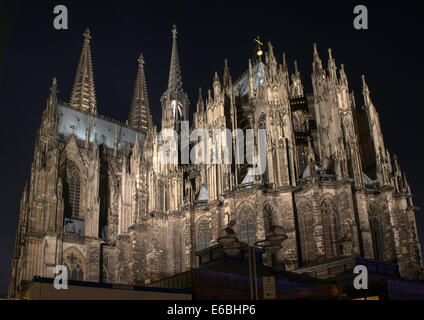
[217,220,241,255]
[266,225,288,245]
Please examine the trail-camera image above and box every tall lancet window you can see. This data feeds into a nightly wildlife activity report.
[297,202,317,265]
[239,207,256,245]
[197,219,211,251]
[63,161,81,219]
[320,197,339,259]
[371,217,384,260]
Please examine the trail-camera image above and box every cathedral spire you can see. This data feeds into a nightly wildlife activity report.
[70,28,97,115]
[339,64,348,85]
[266,42,277,65]
[291,61,304,97]
[47,77,58,112]
[197,88,205,113]
[327,48,337,80]
[362,74,371,107]
[312,43,323,72]
[213,71,221,99]
[161,24,189,132]
[128,54,151,132]
[167,24,183,93]
[223,58,232,89]
[282,52,287,68]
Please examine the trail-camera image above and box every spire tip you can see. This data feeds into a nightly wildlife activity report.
[83,28,91,41]
[138,54,145,65]
[172,24,177,39]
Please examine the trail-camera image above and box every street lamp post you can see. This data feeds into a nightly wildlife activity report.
[217,221,288,300]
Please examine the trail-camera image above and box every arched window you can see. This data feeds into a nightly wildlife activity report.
[297,202,317,265]
[257,114,268,183]
[239,208,256,245]
[321,197,339,259]
[197,219,211,250]
[63,161,81,219]
[64,250,85,281]
[371,217,384,260]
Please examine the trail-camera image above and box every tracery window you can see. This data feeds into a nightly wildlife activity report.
[239,207,256,245]
[371,217,384,260]
[297,202,317,265]
[63,161,81,219]
[64,250,85,281]
[321,197,339,259]
[197,219,211,250]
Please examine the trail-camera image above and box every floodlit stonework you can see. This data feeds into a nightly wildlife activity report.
[8,26,424,298]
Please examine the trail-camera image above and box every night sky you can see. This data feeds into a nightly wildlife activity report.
[0,0,423,295]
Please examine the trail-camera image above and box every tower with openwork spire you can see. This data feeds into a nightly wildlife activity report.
[128,54,151,132]
[70,28,97,115]
[160,25,189,132]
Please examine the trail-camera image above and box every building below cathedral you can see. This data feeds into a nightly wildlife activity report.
[8,26,424,299]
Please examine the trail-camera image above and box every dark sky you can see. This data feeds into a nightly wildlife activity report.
[0,0,423,294]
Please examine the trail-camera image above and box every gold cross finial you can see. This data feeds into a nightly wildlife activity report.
[254,36,263,46]
[254,36,263,59]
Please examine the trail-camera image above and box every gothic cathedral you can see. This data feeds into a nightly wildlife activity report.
[8,26,423,298]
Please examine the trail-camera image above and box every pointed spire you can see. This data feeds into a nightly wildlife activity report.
[267,42,277,64]
[294,60,299,75]
[339,64,348,85]
[213,71,221,99]
[70,28,97,114]
[362,74,371,107]
[291,61,304,97]
[49,77,58,98]
[197,88,205,112]
[312,43,323,72]
[327,48,337,79]
[167,24,183,92]
[207,89,212,104]
[128,54,151,132]
[223,59,232,88]
[47,77,58,113]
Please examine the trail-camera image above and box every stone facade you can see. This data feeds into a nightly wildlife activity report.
[8,27,423,298]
